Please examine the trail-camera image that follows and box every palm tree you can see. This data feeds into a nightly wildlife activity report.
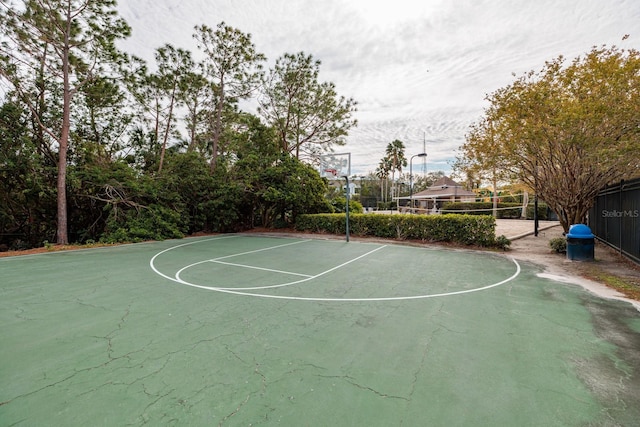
[375,158,391,203]
[385,139,407,201]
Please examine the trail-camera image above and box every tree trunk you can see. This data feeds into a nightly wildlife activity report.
[492,176,498,218]
[56,15,72,245]
[210,81,224,172]
[56,136,69,245]
[158,82,177,172]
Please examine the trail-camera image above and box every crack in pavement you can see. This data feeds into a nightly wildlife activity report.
[217,360,268,426]
[316,374,409,401]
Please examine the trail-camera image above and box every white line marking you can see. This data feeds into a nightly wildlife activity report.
[175,244,387,290]
[149,235,239,283]
[212,239,310,261]
[150,236,522,302]
[209,260,313,278]
[204,258,521,301]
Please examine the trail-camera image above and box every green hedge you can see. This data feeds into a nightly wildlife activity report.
[525,203,550,220]
[295,213,497,246]
[376,201,395,210]
[441,201,550,220]
[441,202,522,219]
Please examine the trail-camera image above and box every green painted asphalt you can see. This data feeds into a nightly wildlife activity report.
[1,235,639,426]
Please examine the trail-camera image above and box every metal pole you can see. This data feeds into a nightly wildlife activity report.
[345,175,350,242]
[409,159,414,213]
[534,162,539,236]
[534,194,539,236]
[410,153,427,214]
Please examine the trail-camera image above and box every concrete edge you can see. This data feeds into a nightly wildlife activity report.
[506,223,563,241]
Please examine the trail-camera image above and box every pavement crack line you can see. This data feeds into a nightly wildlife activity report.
[406,303,445,405]
[0,344,146,408]
[100,304,132,360]
[317,374,409,401]
[218,394,251,427]
[215,362,268,426]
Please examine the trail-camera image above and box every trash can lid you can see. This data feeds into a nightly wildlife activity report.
[567,224,594,239]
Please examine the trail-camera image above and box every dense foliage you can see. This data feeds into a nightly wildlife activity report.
[0,2,356,249]
[455,46,640,232]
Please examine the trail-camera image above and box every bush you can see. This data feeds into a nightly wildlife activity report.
[441,202,522,219]
[101,204,186,243]
[549,237,567,253]
[376,201,394,211]
[330,197,364,214]
[442,201,554,220]
[494,235,511,251]
[295,213,497,247]
[525,203,550,220]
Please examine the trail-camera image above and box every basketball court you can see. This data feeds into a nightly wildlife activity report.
[1,234,639,425]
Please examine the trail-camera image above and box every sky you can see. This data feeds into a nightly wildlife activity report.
[116,0,640,176]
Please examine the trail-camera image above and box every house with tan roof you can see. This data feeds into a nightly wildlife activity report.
[396,176,476,213]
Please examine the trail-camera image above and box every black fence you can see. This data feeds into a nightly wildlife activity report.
[588,177,640,264]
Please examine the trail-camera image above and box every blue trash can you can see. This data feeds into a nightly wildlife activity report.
[566,224,595,261]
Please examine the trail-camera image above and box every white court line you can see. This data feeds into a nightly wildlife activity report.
[175,244,387,290]
[149,234,240,283]
[150,236,522,302]
[211,239,310,261]
[172,239,313,288]
[209,260,313,278]
[196,257,521,302]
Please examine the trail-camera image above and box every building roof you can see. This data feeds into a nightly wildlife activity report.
[398,176,476,200]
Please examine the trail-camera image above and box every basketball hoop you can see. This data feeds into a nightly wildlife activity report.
[319,152,352,242]
[319,153,350,179]
[323,168,338,177]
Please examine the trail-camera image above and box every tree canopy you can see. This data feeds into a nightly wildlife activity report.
[193,22,265,171]
[1,0,131,244]
[0,4,358,250]
[258,52,357,160]
[455,45,640,232]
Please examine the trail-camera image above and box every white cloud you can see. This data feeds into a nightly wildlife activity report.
[117,0,640,175]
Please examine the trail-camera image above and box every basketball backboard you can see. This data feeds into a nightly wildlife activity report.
[319,153,351,178]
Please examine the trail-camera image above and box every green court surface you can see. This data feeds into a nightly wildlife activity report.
[1,235,639,426]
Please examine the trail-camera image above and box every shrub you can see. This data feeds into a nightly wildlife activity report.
[101,204,186,243]
[494,235,511,251]
[525,203,550,220]
[549,237,567,253]
[330,197,364,214]
[441,202,522,219]
[442,201,554,220]
[377,201,394,211]
[295,213,496,246]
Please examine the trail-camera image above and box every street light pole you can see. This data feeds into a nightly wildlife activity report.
[409,153,427,214]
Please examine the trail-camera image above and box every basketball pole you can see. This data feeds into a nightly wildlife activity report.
[344,175,350,242]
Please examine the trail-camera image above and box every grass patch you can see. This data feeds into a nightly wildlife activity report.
[582,266,640,301]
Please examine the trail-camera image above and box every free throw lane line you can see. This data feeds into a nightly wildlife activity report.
[174,244,387,290]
